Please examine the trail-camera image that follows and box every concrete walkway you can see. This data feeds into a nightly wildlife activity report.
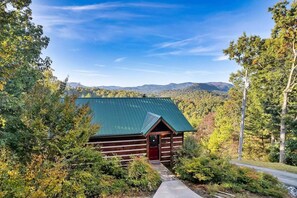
[150,161,202,198]
[233,162,297,187]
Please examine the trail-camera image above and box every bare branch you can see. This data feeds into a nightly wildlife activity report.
[285,40,297,93]
[290,83,297,91]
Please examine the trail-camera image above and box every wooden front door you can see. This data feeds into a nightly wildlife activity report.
[149,135,159,160]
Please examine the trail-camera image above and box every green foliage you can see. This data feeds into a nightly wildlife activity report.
[127,157,161,191]
[218,0,297,163]
[0,1,154,197]
[207,88,241,157]
[161,90,225,128]
[174,140,287,197]
[175,135,201,159]
[269,139,297,166]
[0,149,67,198]
[285,139,297,166]
[67,86,143,98]
[268,143,280,163]
[175,155,233,183]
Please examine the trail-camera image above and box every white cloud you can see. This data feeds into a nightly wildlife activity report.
[116,66,164,74]
[46,2,178,11]
[146,50,182,57]
[95,64,106,67]
[147,45,220,57]
[50,3,119,11]
[188,46,216,54]
[184,70,213,75]
[213,55,229,61]
[151,34,223,57]
[73,69,109,77]
[156,35,206,49]
[114,57,127,63]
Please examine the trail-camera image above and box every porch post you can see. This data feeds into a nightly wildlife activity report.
[159,135,162,161]
[146,136,149,160]
[170,133,173,165]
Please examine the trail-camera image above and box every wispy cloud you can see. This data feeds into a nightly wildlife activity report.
[213,55,229,61]
[94,64,106,67]
[138,62,165,68]
[188,46,217,54]
[116,66,164,74]
[146,50,182,57]
[114,57,127,63]
[147,45,219,57]
[73,69,109,77]
[32,1,182,41]
[150,33,224,57]
[184,70,214,75]
[48,2,178,11]
[156,35,206,49]
[50,2,119,11]
[33,12,145,30]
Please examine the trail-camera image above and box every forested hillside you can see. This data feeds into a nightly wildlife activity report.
[68,81,233,94]
[0,1,160,197]
[159,90,226,128]
[66,86,143,98]
[208,1,297,165]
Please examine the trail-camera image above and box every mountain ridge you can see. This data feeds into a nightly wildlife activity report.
[68,82,233,93]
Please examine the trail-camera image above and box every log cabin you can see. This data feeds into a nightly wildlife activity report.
[76,97,195,165]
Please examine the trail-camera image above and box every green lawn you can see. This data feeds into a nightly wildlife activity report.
[232,159,297,174]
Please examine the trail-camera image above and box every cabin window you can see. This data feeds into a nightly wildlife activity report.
[149,135,159,147]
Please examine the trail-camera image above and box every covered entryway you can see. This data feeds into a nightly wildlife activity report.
[146,119,184,164]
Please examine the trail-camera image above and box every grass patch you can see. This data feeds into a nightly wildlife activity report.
[232,159,297,174]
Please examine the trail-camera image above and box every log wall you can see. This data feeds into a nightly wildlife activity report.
[160,133,183,164]
[87,133,184,165]
[87,135,147,164]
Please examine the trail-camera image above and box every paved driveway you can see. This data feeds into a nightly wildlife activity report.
[233,162,297,187]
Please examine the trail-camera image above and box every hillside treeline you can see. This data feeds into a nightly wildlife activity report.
[209,1,297,165]
[0,1,160,197]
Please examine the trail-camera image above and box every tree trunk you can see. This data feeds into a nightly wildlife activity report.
[238,70,248,161]
[279,41,296,163]
[271,133,275,145]
[279,91,288,163]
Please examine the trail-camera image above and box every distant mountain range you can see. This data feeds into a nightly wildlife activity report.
[68,82,233,93]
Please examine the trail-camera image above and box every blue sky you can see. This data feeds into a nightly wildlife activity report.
[32,0,278,86]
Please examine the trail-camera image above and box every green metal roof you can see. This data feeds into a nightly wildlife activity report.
[75,97,195,137]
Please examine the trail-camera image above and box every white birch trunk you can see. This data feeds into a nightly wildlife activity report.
[279,41,297,163]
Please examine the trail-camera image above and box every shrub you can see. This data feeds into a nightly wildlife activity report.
[174,154,233,183]
[0,149,67,198]
[174,145,287,197]
[127,157,161,191]
[235,167,287,197]
[60,147,128,197]
[268,143,280,163]
[269,140,297,166]
[175,135,201,159]
[285,139,297,166]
